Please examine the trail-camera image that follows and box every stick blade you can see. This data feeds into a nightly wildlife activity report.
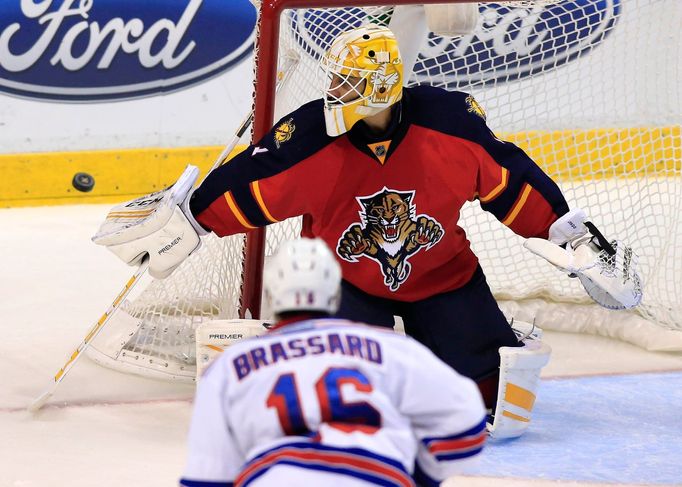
[27,389,53,413]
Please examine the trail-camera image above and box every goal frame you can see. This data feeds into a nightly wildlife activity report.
[83,0,682,385]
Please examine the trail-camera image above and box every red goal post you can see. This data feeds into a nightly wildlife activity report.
[85,0,682,382]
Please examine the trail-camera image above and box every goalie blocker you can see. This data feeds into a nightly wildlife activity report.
[92,165,208,279]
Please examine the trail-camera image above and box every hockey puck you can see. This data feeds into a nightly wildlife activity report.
[72,172,95,192]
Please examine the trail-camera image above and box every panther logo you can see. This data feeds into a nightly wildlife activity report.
[465,95,486,120]
[274,118,295,148]
[337,188,444,292]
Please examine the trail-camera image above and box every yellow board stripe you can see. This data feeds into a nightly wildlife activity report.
[0,144,248,208]
[479,166,509,203]
[505,382,537,411]
[502,183,533,227]
[1,126,678,208]
[224,191,256,230]
[251,180,279,223]
[503,126,681,182]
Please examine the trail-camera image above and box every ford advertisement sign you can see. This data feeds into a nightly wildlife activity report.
[288,0,621,88]
[0,0,256,101]
[0,0,621,102]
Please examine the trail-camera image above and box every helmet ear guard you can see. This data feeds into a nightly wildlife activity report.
[263,238,342,317]
[321,25,404,136]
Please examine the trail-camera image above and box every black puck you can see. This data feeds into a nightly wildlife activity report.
[72,172,95,192]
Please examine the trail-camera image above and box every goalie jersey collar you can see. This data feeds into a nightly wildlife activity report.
[346,97,409,166]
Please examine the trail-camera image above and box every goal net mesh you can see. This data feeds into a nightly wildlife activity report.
[87,0,681,381]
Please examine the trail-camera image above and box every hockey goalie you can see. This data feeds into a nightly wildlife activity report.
[93,20,643,441]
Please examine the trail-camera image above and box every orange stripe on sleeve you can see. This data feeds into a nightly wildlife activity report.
[479,166,509,203]
[224,191,256,230]
[502,183,533,226]
[250,180,279,224]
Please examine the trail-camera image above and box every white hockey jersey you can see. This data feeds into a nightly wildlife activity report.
[180,319,486,487]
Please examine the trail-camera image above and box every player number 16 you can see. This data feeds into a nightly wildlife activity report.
[266,367,382,436]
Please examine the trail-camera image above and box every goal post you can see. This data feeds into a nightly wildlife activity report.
[86,0,682,382]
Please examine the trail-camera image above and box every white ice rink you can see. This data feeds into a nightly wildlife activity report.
[2,204,682,487]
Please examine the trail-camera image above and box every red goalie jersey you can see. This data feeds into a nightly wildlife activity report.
[190,86,569,301]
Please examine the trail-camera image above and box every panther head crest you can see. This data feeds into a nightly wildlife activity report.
[359,189,415,246]
[337,188,444,292]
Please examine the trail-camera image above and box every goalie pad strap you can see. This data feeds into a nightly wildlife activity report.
[584,221,616,255]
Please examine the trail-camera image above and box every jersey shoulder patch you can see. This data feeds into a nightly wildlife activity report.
[464,94,486,120]
[268,99,328,151]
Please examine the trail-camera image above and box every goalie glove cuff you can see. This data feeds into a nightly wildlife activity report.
[548,208,588,246]
[180,187,210,237]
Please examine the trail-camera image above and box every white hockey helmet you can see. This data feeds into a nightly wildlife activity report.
[264,238,342,317]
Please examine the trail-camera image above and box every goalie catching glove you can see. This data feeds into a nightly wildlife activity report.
[524,209,642,310]
[92,165,208,279]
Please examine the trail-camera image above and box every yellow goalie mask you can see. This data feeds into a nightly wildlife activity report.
[320,25,403,137]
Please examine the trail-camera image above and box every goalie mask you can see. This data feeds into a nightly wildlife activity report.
[321,25,403,137]
[264,238,342,317]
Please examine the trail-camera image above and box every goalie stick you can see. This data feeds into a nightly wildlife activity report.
[28,51,301,413]
[27,257,150,413]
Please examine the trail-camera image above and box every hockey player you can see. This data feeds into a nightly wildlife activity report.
[179,238,487,487]
[94,25,641,438]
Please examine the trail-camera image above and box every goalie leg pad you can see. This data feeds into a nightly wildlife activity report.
[195,320,272,379]
[487,327,551,439]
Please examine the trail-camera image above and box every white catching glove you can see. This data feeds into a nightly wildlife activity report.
[92,165,208,279]
[524,209,643,310]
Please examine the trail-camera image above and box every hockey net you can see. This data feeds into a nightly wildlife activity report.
[87,0,681,381]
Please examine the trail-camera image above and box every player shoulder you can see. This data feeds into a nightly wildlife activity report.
[268,98,329,148]
[405,85,487,127]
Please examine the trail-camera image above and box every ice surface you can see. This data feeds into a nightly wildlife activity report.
[1,204,681,487]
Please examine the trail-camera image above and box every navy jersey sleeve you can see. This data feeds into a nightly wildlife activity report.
[407,86,569,239]
[189,100,335,236]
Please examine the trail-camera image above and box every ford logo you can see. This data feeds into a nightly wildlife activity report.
[0,0,256,101]
[288,0,621,88]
